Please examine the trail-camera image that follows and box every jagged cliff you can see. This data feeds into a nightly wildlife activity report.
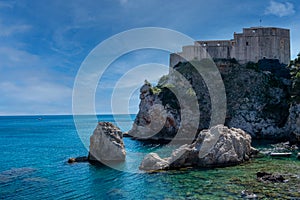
[285,54,300,143]
[129,58,300,142]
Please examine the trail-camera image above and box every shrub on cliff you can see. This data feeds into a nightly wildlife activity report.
[289,53,300,103]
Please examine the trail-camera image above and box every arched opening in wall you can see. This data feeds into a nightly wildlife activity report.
[246,42,249,46]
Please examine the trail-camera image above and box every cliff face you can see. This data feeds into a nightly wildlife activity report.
[222,61,290,139]
[285,55,300,143]
[129,59,293,141]
[128,83,181,140]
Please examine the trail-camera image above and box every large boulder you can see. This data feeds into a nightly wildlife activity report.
[139,153,169,171]
[140,125,256,171]
[88,122,126,163]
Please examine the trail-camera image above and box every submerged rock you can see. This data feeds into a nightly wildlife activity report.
[139,125,257,171]
[256,172,286,183]
[241,190,258,199]
[88,122,126,163]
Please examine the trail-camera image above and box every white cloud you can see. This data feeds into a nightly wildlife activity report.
[0,81,72,103]
[0,1,13,9]
[0,47,39,68]
[119,0,128,5]
[0,45,74,115]
[0,80,72,115]
[0,22,31,37]
[265,1,295,17]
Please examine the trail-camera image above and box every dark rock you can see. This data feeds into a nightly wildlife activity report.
[123,132,132,137]
[257,58,290,79]
[68,156,88,163]
[257,171,286,183]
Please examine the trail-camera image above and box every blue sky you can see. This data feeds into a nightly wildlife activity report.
[0,0,299,115]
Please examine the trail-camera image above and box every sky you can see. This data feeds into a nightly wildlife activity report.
[0,0,299,115]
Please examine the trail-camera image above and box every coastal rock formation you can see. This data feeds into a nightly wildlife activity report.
[285,104,300,143]
[88,122,126,163]
[130,59,291,140]
[128,82,181,140]
[139,125,256,171]
[139,153,169,171]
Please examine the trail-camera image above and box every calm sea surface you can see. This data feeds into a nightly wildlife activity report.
[0,115,299,199]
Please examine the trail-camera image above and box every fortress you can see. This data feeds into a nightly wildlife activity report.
[170,27,290,68]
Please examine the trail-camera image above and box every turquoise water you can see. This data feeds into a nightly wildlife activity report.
[0,115,299,199]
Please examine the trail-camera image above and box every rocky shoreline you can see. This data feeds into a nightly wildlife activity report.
[129,58,300,143]
[139,125,258,171]
[69,58,300,171]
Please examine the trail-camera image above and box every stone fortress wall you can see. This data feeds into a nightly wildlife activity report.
[170,27,290,68]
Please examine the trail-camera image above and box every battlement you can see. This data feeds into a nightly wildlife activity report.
[170,27,290,68]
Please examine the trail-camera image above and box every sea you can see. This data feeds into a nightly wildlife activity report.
[0,115,299,199]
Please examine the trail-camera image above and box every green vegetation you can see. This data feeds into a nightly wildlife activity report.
[288,53,300,103]
[149,86,161,95]
[246,62,259,72]
[186,87,196,97]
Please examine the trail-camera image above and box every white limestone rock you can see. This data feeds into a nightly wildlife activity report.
[88,122,126,163]
[139,153,169,171]
[139,125,256,171]
[285,104,300,143]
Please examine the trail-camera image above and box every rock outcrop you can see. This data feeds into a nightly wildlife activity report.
[130,59,291,141]
[88,122,126,163]
[285,104,300,143]
[68,156,88,163]
[128,82,181,140]
[139,125,256,171]
[256,172,286,183]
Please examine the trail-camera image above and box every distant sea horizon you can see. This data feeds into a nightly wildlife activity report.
[0,113,137,117]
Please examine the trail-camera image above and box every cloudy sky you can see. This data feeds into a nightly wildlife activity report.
[0,0,299,115]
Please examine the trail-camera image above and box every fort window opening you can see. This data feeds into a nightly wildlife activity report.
[272,29,276,35]
[246,42,249,46]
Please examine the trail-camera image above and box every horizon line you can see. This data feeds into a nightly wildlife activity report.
[0,113,137,117]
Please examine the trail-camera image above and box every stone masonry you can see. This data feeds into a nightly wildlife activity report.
[170,27,290,67]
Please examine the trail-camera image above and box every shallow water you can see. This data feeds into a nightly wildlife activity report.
[0,115,299,199]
